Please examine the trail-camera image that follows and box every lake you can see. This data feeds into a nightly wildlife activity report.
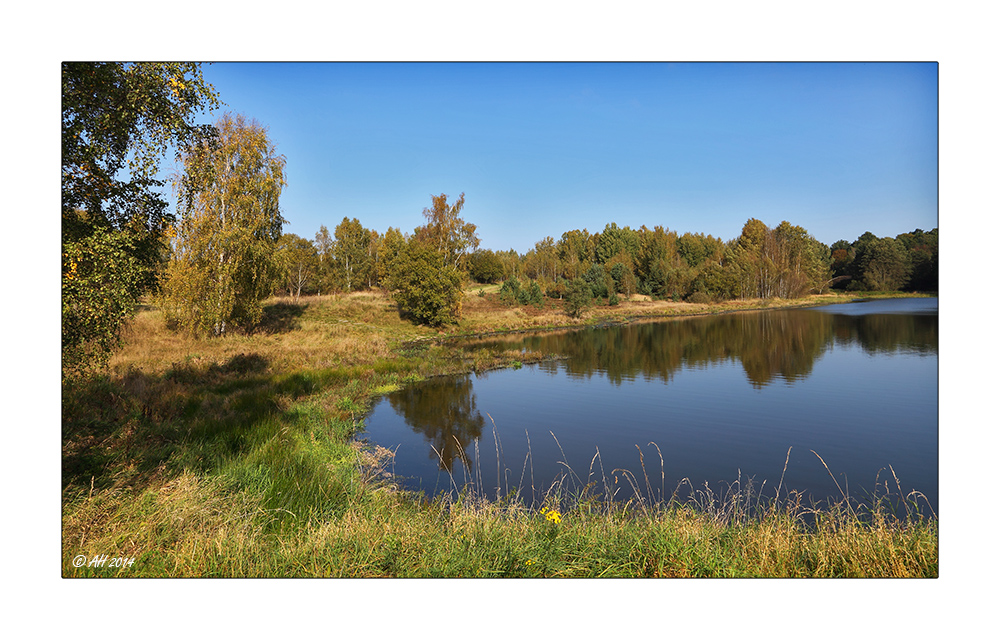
[361,298,938,513]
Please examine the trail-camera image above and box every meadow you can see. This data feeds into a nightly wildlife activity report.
[61,289,937,577]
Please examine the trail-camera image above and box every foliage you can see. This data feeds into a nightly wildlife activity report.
[723,218,831,299]
[852,236,911,291]
[332,217,374,292]
[830,229,937,292]
[595,222,640,265]
[377,227,407,288]
[414,193,480,271]
[62,62,220,372]
[468,249,505,284]
[276,233,320,300]
[901,229,938,291]
[160,113,287,336]
[313,225,336,294]
[62,227,146,373]
[499,278,544,307]
[582,263,614,300]
[557,228,595,280]
[498,278,522,305]
[524,236,560,281]
[564,277,593,318]
[387,238,464,326]
[606,253,638,298]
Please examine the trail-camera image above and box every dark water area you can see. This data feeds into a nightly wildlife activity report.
[361,298,938,514]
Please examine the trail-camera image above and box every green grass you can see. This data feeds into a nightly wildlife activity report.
[62,291,937,578]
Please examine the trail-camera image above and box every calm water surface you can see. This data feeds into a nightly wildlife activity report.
[362,298,937,511]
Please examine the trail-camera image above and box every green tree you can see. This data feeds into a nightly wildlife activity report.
[772,221,831,297]
[524,236,560,282]
[468,249,505,284]
[160,113,287,336]
[313,225,336,294]
[377,227,407,289]
[725,219,827,299]
[897,228,938,291]
[606,252,638,298]
[332,217,373,292]
[277,233,320,300]
[62,227,146,374]
[62,62,220,372]
[595,222,640,265]
[855,236,911,291]
[564,277,594,318]
[557,228,595,279]
[386,238,464,326]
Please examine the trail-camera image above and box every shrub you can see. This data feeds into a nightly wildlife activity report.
[687,291,712,304]
[387,240,463,326]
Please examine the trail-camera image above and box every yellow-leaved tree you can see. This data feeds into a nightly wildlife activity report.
[161,113,287,336]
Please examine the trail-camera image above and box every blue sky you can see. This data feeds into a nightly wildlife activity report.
[185,62,938,254]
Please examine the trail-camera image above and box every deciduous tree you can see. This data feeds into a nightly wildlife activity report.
[62,62,220,372]
[277,233,320,300]
[414,193,480,271]
[160,113,287,336]
[313,225,336,294]
[332,217,373,292]
[468,249,505,284]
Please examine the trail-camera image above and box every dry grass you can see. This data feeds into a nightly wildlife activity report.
[110,293,432,376]
[110,290,865,377]
[64,288,936,578]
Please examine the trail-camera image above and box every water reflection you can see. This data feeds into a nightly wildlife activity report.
[372,301,938,496]
[387,376,485,471]
[466,304,937,389]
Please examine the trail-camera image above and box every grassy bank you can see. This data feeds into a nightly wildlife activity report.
[62,289,937,577]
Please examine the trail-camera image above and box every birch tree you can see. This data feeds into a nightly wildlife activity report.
[161,113,286,335]
[414,193,480,271]
[277,233,320,300]
[332,217,372,292]
[62,62,219,372]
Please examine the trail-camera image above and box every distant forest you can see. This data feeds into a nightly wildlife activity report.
[279,214,938,304]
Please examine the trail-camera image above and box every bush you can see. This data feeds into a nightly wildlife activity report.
[388,240,463,326]
[687,291,712,304]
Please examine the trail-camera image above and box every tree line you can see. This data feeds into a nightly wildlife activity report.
[62,62,938,375]
[272,215,937,317]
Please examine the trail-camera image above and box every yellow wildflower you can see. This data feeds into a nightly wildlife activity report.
[545,509,561,524]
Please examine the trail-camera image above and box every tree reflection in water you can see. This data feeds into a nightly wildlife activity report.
[463,305,937,389]
[377,300,937,502]
[388,376,485,472]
